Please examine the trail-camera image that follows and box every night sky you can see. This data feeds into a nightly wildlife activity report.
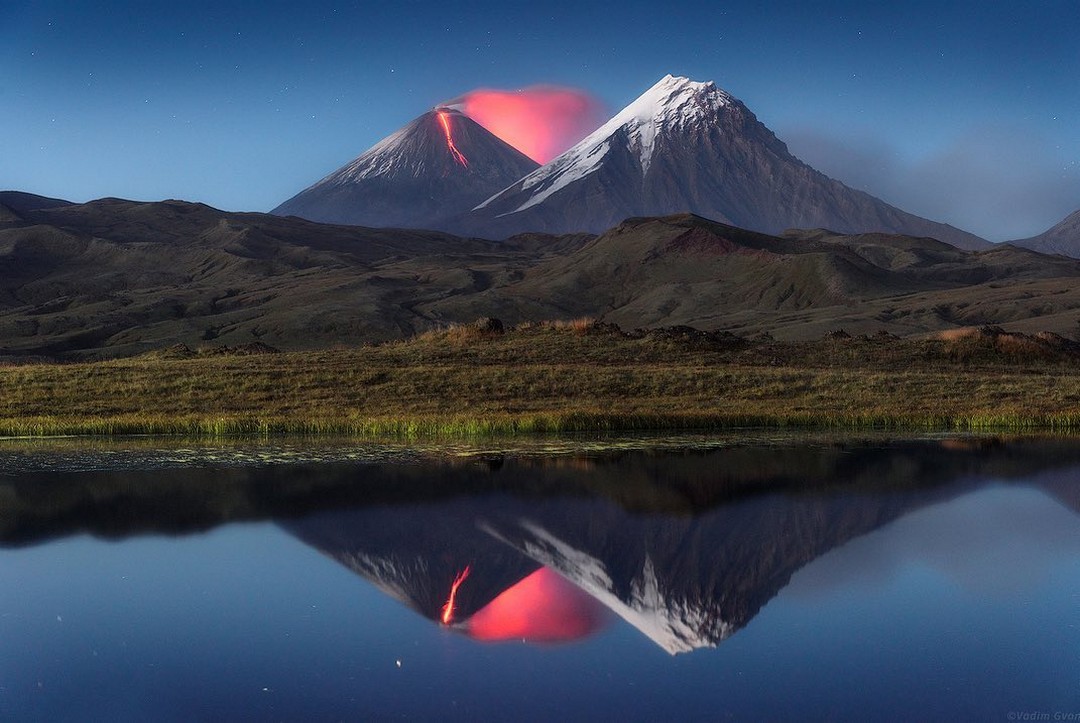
[4,0,1077,240]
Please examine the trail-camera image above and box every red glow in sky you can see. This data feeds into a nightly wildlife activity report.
[463,567,610,643]
[447,86,607,164]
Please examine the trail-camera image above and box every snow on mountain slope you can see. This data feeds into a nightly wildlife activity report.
[465,75,988,250]
[482,518,731,655]
[480,75,731,214]
[273,108,538,230]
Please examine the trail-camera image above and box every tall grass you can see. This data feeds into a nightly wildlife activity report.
[3,324,1080,438]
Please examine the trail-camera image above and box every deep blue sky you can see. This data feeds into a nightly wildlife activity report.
[3,0,1077,240]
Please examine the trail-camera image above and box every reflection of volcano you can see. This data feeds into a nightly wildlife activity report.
[287,500,537,624]
[287,501,614,643]
[8,436,1080,653]
[283,458,982,654]
[477,489,941,654]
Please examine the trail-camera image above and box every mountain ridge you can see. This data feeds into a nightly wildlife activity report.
[3,199,1079,358]
[0,191,74,216]
[1012,208,1080,258]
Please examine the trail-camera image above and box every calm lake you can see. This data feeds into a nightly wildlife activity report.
[2,434,1079,721]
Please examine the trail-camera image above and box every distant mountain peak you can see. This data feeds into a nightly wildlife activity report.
[615,74,732,126]
[465,74,988,250]
[317,108,487,184]
[478,75,734,215]
[574,74,733,176]
[1012,208,1080,258]
[272,107,538,229]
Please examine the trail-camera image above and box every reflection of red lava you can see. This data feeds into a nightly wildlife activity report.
[447,87,606,164]
[464,567,610,643]
[436,110,469,168]
[441,565,471,625]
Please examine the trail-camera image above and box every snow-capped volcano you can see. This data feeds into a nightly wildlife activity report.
[465,75,987,249]
[478,75,733,215]
[272,108,538,230]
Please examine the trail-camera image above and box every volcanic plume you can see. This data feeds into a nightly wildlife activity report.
[445,86,607,164]
[271,107,538,230]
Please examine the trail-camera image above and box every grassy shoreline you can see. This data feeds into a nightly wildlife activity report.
[3,322,1080,438]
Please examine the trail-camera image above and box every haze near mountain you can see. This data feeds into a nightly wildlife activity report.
[272,108,538,230]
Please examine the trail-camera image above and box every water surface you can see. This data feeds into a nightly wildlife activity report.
[2,435,1079,720]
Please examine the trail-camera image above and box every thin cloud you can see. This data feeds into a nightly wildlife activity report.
[783,125,1080,241]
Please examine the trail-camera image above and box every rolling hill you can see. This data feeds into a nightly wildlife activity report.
[2,194,1080,358]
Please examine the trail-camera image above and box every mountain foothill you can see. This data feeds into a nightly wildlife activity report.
[2,75,1078,358]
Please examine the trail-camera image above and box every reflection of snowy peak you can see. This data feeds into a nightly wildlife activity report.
[465,74,986,250]
[487,519,732,654]
[330,549,431,609]
[272,108,538,230]
[473,484,955,655]
[285,485,949,655]
[277,442,1046,655]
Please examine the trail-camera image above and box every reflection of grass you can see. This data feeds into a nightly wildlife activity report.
[3,323,1080,437]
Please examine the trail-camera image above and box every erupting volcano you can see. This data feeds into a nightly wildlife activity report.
[272,107,538,230]
[274,75,988,247]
